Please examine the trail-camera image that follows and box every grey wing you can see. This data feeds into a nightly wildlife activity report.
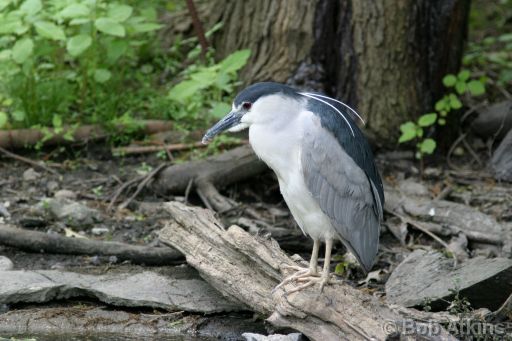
[301,127,382,273]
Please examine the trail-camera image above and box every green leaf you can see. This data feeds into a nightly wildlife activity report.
[95,18,125,37]
[34,21,66,40]
[12,38,33,64]
[334,263,347,275]
[0,16,25,34]
[420,138,437,154]
[107,4,133,22]
[455,81,467,95]
[20,0,42,16]
[130,23,163,33]
[467,80,485,96]
[442,74,457,87]
[168,80,203,102]
[449,94,462,109]
[52,114,62,128]
[60,4,90,18]
[418,113,437,127]
[66,34,92,57]
[94,69,111,83]
[435,97,448,111]
[190,68,217,86]
[106,40,128,63]
[219,49,251,74]
[498,33,512,42]
[0,111,7,128]
[457,70,470,81]
[398,121,417,143]
[438,118,446,126]
[210,102,231,119]
[12,110,25,122]
[416,127,424,138]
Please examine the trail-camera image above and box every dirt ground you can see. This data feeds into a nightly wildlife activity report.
[0,143,511,340]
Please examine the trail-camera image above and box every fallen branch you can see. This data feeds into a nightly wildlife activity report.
[152,145,267,211]
[0,146,59,175]
[117,163,168,210]
[0,224,183,265]
[0,120,173,149]
[159,202,457,341]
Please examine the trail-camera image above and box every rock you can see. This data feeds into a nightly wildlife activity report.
[46,180,59,194]
[23,168,41,181]
[0,268,241,313]
[386,250,512,311]
[397,179,430,197]
[0,203,10,218]
[0,256,13,271]
[91,226,109,235]
[243,333,303,341]
[54,189,77,200]
[44,198,101,228]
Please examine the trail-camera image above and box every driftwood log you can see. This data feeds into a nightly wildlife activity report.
[153,145,266,211]
[159,202,457,341]
[0,224,182,265]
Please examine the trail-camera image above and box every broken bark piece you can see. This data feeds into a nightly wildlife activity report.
[158,201,457,341]
[385,188,504,245]
[386,249,512,311]
[152,145,267,211]
[491,129,512,182]
[0,268,241,313]
[0,224,183,265]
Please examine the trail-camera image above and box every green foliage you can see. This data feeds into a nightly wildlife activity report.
[167,49,251,125]
[398,69,486,160]
[0,0,163,130]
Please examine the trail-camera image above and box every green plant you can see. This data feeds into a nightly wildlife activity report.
[0,0,163,129]
[167,49,251,127]
[398,69,486,159]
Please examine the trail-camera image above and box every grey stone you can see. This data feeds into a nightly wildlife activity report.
[386,250,512,310]
[0,256,13,271]
[243,333,303,341]
[43,198,101,228]
[0,268,241,313]
[397,179,429,197]
[54,189,77,200]
[23,168,41,181]
[0,202,10,218]
[46,180,59,193]
[91,226,109,235]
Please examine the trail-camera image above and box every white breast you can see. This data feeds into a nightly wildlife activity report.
[248,111,338,241]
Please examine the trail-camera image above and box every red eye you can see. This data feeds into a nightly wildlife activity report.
[242,102,252,110]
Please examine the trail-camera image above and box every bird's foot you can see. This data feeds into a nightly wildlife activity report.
[273,266,319,292]
[287,273,331,294]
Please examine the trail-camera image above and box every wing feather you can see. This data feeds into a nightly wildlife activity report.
[302,124,381,272]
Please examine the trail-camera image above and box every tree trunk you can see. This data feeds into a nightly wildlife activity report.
[176,0,470,146]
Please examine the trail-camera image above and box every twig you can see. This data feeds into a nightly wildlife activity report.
[0,146,59,175]
[185,0,209,61]
[385,208,458,267]
[118,163,168,210]
[0,224,183,265]
[111,140,247,156]
[108,176,145,212]
[112,142,205,156]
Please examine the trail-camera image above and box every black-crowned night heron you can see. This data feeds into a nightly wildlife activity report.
[202,82,384,292]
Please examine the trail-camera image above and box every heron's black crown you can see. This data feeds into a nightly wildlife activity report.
[233,82,301,107]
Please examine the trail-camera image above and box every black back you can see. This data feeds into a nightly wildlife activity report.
[305,97,385,207]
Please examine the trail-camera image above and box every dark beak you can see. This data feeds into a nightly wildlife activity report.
[202,111,243,144]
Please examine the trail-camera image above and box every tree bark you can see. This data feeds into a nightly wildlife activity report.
[172,0,470,146]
